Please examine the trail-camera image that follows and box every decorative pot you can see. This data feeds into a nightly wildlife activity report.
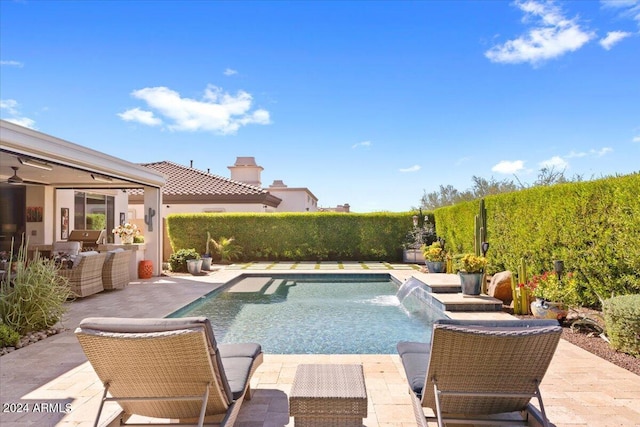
[201,256,212,271]
[425,261,446,273]
[459,272,483,295]
[187,259,203,275]
[121,234,134,244]
[530,298,568,321]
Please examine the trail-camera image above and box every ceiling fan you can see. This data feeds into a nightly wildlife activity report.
[3,166,49,186]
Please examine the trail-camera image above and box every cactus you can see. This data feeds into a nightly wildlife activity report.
[144,207,156,232]
[511,257,531,315]
[474,198,487,257]
[205,231,211,255]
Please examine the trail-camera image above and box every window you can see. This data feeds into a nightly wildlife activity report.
[74,192,115,243]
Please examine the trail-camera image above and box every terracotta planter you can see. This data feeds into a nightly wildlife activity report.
[425,261,446,273]
[459,272,483,295]
[530,298,567,321]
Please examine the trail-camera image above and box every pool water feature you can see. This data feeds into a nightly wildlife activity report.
[171,274,444,354]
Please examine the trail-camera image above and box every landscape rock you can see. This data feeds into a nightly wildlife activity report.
[488,270,513,304]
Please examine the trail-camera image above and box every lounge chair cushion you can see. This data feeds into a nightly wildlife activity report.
[397,341,430,398]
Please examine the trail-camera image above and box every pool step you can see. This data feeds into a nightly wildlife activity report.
[409,273,503,312]
[264,279,284,295]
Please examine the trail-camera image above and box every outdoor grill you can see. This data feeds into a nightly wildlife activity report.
[68,230,107,251]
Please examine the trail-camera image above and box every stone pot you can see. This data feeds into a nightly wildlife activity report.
[187,259,203,275]
[425,261,446,273]
[530,298,568,321]
[459,272,483,295]
[201,256,212,271]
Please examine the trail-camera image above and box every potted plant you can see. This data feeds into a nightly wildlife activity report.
[421,241,447,273]
[168,248,202,274]
[456,253,487,295]
[112,223,139,244]
[401,216,435,263]
[201,231,212,271]
[527,271,580,321]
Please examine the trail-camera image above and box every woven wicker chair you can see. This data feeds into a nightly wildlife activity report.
[397,319,561,427]
[58,251,107,298]
[102,249,131,290]
[75,317,263,427]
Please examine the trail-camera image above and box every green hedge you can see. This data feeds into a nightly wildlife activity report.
[603,294,640,358]
[434,174,640,305]
[167,212,420,262]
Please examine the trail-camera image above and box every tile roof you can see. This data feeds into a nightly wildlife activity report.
[129,161,281,206]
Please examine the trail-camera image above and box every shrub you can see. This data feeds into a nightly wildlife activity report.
[0,246,73,335]
[603,294,640,358]
[0,323,20,347]
[526,271,582,308]
[168,248,200,272]
[210,237,242,263]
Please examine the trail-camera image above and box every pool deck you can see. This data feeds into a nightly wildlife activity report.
[0,262,639,427]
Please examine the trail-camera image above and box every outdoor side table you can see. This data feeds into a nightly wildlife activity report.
[289,364,367,427]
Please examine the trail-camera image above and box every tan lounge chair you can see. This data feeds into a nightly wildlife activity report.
[397,319,561,427]
[58,251,107,297]
[75,317,263,427]
[101,249,131,290]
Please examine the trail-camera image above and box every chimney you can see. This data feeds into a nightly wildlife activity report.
[228,156,264,187]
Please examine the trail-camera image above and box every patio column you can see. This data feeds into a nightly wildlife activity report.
[143,186,163,276]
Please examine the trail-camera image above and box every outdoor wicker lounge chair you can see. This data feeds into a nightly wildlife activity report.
[75,317,263,427]
[58,251,107,297]
[101,248,131,290]
[397,319,561,427]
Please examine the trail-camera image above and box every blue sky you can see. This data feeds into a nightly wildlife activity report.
[1,1,638,212]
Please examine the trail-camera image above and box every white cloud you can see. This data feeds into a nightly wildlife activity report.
[119,84,271,134]
[224,68,238,76]
[492,160,525,174]
[539,155,569,169]
[352,140,372,149]
[0,99,36,129]
[601,0,640,24]
[399,165,421,173]
[600,31,632,49]
[118,107,162,126]
[633,136,640,143]
[455,156,471,166]
[566,147,613,158]
[0,60,24,68]
[485,0,595,66]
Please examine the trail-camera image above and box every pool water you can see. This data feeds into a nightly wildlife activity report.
[171,275,442,354]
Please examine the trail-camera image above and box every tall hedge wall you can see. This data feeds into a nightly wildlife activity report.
[167,212,421,262]
[434,173,640,304]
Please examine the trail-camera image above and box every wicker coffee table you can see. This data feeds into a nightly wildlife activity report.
[289,364,367,427]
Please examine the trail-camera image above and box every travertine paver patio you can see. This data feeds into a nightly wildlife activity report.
[0,263,638,427]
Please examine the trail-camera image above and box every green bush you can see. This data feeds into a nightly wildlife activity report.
[603,294,640,358]
[166,212,423,262]
[434,173,640,306]
[86,213,106,230]
[0,323,20,347]
[0,247,73,335]
[168,248,200,272]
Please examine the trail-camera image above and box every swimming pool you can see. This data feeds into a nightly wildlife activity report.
[170,274,444,354]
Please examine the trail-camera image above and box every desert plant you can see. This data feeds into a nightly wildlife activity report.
[603,294,640,358]
[456,253,487,273]
[421,241,447,262]
[211,237,242,263]
[0,242,73,335]
[0,323,20,347]
[168,248,200,272]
